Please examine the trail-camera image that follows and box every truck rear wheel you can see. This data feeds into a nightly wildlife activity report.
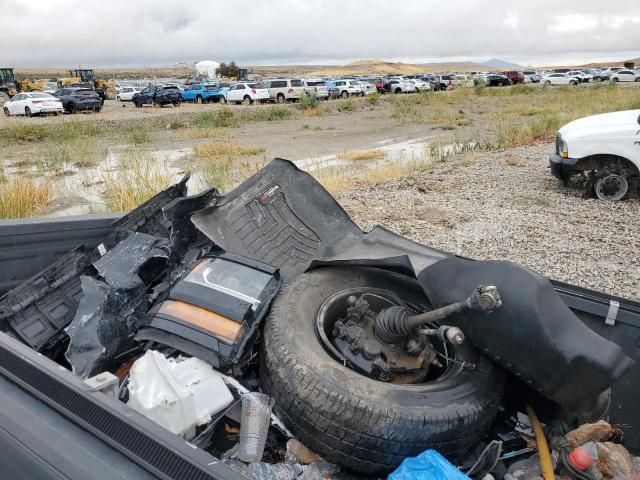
[0,91,9,107]
[260,267,504,475]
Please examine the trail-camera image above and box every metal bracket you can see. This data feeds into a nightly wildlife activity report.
[605,300,620,326]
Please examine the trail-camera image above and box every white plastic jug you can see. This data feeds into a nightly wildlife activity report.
[127,350,233,439]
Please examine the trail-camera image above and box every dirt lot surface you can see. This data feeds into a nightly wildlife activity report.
[338,143,640,301]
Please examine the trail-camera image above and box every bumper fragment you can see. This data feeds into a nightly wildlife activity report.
[549,153,578,184]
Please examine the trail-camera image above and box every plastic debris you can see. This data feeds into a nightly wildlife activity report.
[566,420,620,448]
[568,447,592,470]
[127,350,233,439]
[284,438,322,465]
[596,442,638,479]
[238,392,275,463]
[388,449,470,480]
[248,462,303,480]
[84,371,119,399]
[300,460,340,479]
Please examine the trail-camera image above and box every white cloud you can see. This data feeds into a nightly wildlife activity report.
[0,0,639,66]
[548,14,598,33]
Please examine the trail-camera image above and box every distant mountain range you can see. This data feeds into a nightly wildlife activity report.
[479,58,523,68]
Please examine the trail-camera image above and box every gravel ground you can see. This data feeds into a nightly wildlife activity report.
[337,143,640,301]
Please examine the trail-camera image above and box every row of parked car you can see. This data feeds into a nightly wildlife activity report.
[5,65,640,117]
[3,87,102,116]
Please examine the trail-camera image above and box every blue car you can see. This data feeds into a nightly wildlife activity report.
[182,83,227,104]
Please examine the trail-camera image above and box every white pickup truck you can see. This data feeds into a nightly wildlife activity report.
[550,109,640,200]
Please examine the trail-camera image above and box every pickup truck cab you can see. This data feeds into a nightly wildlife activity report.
[549,109,640,200]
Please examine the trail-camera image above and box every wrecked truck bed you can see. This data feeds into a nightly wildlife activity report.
[0,158,639,478]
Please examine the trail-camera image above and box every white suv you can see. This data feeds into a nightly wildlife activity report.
[263,79,305,103]
[331,80,363,98]
[226,83,270,104]
[301,78,329,99]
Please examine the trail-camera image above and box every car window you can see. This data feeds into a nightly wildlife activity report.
[31,92,52,98]
[306,81,325,86]
[247,83,259,88]
[237,84,245,90]
[291,80,303,87]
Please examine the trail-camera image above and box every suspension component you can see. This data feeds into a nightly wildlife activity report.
[375,285,501,344]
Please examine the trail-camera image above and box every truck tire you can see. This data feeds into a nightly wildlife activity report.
[594,172,629,201]
[260,267,504,475]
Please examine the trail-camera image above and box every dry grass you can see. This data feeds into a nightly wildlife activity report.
[175,128,227,140]
[0,178,53,218]
[302,105,325,117]
[193,141,265,158]
[337,150,386,161]
[312,167,352,194]
[238,159,268,182]
[101,150,173,212]
[193,141,265,193]
[363,163,408,184]
[506,156,522,167]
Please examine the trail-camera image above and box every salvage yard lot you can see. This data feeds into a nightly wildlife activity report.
[1,83,639,300]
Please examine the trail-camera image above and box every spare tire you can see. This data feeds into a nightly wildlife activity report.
[260,267,505,475]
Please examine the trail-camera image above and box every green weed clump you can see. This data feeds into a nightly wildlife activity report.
[196,107,238,128]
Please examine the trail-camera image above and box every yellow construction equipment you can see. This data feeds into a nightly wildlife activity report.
[58,69,116,100]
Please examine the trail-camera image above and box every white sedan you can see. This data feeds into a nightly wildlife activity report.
[116,86,140,101]
[410,79,432,92]
[227,82,270,104]
[3,92,63,117]
[610,70,640,83]
[541,73,579,86]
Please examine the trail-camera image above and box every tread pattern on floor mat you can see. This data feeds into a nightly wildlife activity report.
[228,193,321,274]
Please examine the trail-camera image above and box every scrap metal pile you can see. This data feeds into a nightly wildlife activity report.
[0,160,636,479]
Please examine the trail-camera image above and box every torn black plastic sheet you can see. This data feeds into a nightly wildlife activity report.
[93,232,171,290]
[418,257,635,413]
[65,233,172,378]
[0,175,192,353]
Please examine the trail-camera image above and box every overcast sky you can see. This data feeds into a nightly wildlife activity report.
[1,0,639,67]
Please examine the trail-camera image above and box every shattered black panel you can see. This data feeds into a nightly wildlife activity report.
[0,177,191,354]
[65,233,171,377]
[93,233,171,290]
[419,257,635,412]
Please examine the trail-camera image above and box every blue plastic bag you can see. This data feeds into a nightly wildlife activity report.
[388,449,470,480]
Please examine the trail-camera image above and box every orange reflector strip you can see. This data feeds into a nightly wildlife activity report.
[157,300,244,343]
